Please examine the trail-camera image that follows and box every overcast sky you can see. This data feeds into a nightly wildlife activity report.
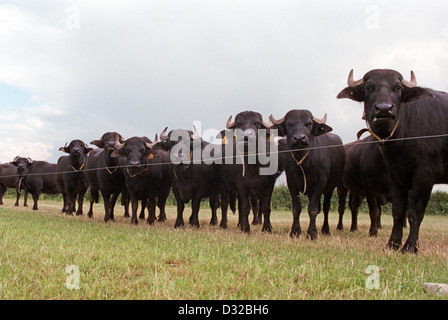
[1,0,448,165]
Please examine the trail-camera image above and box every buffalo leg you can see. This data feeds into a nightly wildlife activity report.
[87,189,99,219]
[251,196,261,225]
[189,197,201,228]
[23,191,29,207]
[307,192,321,240]
[103,193,113,222]
[261,197,272,233]
[349,194,363,232]
[32,192,40,210]
[66,191,76,215]
[76,190,86,216]
[139,198,147,220]
[146,195,157,225]
[321,191,332,235]
[336,186,348,231]
[238,193,251,234]
[401,180,432,253]
[366,195,380,237]
[387,183,408,250]
[173,188,185,228]
[209,194,220,226]
[289,187,302,238]
[109,192,120,221]
[14,188,20,206]
[220,189,229,229]
[130,199,139,225]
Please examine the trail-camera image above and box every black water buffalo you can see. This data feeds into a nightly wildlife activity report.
[0,162,27,206]
[11,157,61,210]
[111,136,168,225]
[146,135,172,222]
[220,111,283,233]
[156,127,221,229]
[56,140,93,215]
[336,135,389,236]
[337,68,446,253]
[269,110,345,239]
[86,132,126,222]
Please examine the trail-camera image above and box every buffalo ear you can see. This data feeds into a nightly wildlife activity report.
[269,122,286,137]
[110,149,124,158]
[337,86,365,102]
[401,86,434,103]
[90,139,102,148]
[59,147,69,153]
[85,147,94,154]
[312,122,333,136]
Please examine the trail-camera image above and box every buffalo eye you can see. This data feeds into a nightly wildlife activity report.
[365,83,375,92]
[393,84,402,93]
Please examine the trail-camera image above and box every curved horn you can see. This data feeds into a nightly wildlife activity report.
[313,113,327,124]
[268,114,285,125]
[401,70,417,88]
[27,157,33,164]
[347,69,364,87]
[191,125,200,140]
[13,156,19,162]
[160,127,169,141]
[226,115,236,129]
[261,120,271,128]
[153,133,158,144]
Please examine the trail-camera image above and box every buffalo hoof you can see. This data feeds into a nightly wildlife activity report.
[401,241,418,254]
[289,228,301,238]
[386,240,401,251]
[306,232,318,240]
[321,226,331,235]
[219,221,228,229]
[189,220,200,228]
[131,219,138,225]
[261,223,272,233]
[336,224,343,231]
[124,213,130,218]
[174,219,184,228]
[65,212,73,216]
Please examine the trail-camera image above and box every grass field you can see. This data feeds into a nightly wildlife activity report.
[0,198,447,300]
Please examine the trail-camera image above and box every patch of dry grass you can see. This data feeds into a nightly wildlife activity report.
[0,198,447,300]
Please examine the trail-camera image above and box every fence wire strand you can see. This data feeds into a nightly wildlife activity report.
[1,132,448,179]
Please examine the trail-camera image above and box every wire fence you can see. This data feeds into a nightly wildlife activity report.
[1,131,448,179]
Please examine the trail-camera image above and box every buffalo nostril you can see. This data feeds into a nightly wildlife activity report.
[130,161,140,166]
[375,103,394,113]
[293,134,306,142]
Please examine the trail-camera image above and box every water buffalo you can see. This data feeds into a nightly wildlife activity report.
[0,162,27,206]
[220,111,283,233]
[11,157,61,210]
[269,109,345,239]
[336,135,389,236]
[56,140,93,216]
[156,127,221,229]
[337,68,446,253]
[111,136,167,225]
[86,132,127,222]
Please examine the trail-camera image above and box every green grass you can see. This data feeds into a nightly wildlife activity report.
[0,198,447,300]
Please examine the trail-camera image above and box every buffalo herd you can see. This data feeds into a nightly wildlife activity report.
[1,69,447,253]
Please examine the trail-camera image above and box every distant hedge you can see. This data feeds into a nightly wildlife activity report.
[4,186,448,216]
